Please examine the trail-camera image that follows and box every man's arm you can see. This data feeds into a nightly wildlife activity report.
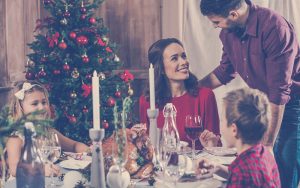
[263,103,285,147]
[198,72,223,89]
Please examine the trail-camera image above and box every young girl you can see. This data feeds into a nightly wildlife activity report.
[6,80,89,177]
[139,38,220,149]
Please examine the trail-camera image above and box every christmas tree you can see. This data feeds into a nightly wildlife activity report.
[26,0,134,143]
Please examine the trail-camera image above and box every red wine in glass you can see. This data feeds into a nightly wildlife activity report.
[185,126,204,141]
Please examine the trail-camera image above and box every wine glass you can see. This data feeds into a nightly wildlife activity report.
[47,132,61,187]
[184,115,204,161]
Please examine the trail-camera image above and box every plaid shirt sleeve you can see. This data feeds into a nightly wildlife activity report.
[227,167,252,188]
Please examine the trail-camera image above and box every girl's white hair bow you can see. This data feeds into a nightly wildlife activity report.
[14,82,37,100]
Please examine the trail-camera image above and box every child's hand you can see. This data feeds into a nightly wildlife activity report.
[45,163,60,177]
[199,130,220,147]
[196,158,215,175]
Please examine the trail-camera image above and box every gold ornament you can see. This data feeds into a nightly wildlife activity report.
[98,72,106,80]
[71,68,80,79]
[70,91,77,98]
[128,88,134,96]
[60,18,68,25]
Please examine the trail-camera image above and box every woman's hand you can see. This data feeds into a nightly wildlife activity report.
[45,163,60,177]
[199,130,220,147]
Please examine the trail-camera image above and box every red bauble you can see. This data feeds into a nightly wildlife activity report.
[69,115,77,124]
[63,63,70,71]
[102,120,109,129]
[69,32,76,39]
[114,91,121,98]
[80,14,87,20]
[53,70,61,75]
[82,55,89,63]
[98,58,103,64]
[107,97,116,107]
[89,17,96,24]
[25,71,35,80]
[38,69,46,77]
[44,0,51,5]
[80,7,86,14]
[82,106,88,113]
[58,41,67,49]
[85,74,92,80]
[64,11,70,17]
[76,36,88,45]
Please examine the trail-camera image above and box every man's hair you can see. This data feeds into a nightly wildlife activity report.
[223,88,270,145]
[200,0,244,17]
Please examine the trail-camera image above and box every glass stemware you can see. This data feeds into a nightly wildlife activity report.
[47,132,61,187]
[184,115,204,161]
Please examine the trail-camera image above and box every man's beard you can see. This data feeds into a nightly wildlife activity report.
[226,21,245,38]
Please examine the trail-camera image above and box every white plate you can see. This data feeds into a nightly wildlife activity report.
[59,159,91,170]
[204,147,237,156]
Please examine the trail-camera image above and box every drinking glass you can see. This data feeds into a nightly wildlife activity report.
[155,129,171,178]
[48,132,61,187]
[184,115,203,161]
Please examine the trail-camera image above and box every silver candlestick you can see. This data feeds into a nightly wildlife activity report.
[89,128,106,188]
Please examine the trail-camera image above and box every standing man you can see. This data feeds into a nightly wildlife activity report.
[199,0,300,187]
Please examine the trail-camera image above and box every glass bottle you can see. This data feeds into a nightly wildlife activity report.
[16,122,45,188]
[162,103,180,152]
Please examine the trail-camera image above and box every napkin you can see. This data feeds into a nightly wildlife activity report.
[59,159,91,170]
[61,171,87,188]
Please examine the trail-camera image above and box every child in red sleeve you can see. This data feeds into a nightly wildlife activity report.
[197,88,281,188]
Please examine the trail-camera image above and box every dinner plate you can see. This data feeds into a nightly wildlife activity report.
[204,147,237,156]
[59,159,91,170]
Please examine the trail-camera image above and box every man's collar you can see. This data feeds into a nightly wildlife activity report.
[244,0,258,37]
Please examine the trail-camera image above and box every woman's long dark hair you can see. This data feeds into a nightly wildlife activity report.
[145,38,199,109]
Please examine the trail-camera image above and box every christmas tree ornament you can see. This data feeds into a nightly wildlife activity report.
[47,32,60,48]
[69,114,77,124]
[80,14,87,20]
[98,58,103,64]
[70,91,77,99]
[76,35,89,45]
[128,88,134,96]
[114,90,121,98]
[38,68,47,77]
[102,36,108,43]
[83,106,89,113]
[82,55,89,63]
[96,37,106,46]
[43,0,52,5]
[114,55,120,62]
[105,47,113,53]
[71,68,80,78]
[25,71,35,80]
[89,17,96,24]
[60,18,68,25]
[53,69,61,75]
[107,97,116,107]
[58,40,67,49]
[81,84,92,98]
[98,72,106,80]
[63,63,70,71]
[64,11,70,17]
[120,70,134,82]
[40,56,47,62]
[85,74,92,80]
[27,60,35,67]
[102,120,109,129]
[69,31,76,39]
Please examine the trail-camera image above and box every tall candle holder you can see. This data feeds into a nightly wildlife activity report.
[89,128,106,188]
[147,108,159,148]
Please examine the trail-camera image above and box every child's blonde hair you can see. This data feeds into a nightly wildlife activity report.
[10,80,51,121]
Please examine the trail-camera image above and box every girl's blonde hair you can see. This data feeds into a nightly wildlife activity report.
[10,80,51,121]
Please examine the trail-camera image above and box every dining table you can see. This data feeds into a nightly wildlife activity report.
[4,148,235,188]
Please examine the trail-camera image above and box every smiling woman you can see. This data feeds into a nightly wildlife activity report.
[139,38,221,150]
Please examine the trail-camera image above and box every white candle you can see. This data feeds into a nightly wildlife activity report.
[149,64,155,110]
[92,71,100,129]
